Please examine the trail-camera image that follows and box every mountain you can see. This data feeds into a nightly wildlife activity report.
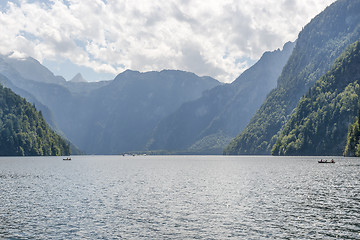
[0,57,66,131]
[272,39,360,156]
[0,55,72,127]
[0,61,75,129]
[148,42,294,154]
[0,71,82,155]
[0,82,70,156]
[0,58,221,154]
[2,55,66,84]
[65,73,110,96]
[69,70,221,154]
[70,73,87,82]
[0,56,95,154]
[224,0,360,155]
[0,55,108,99]
[63,80,110,95]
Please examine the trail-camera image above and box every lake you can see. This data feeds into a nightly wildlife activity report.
[0,155,359,239]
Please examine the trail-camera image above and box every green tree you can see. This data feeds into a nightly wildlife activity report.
[272,39,360,156]
[224,0,360,155]
[0,84,70,156]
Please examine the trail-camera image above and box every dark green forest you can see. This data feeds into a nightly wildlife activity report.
[272,39,360,155]
[224,0,360,155]
[344,113,360,157]
[0,84,70,156]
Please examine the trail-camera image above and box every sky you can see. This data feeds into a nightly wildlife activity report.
[0,0,336,82]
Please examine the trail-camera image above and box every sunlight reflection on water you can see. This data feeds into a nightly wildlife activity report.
[0,155,359,239]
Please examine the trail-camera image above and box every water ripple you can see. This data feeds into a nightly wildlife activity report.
[0,156,359,239]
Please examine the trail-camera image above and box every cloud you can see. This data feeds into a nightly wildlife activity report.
[0,0,336,82]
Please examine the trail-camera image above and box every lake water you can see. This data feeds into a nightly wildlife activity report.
[0,155,359,239]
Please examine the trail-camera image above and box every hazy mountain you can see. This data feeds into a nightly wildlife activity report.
[64,72,112,95]
[272,39,360,156]
[63,80,111,95]
[148,42,295,154]
[2,55,66,85]
[224,0,360,155]
[69,70,221,154]
[0,57,83,154]
[0,58,221,154]
[0,57,60,130]
[0,55,108,97]
[0,82,70,156]
[70,73,87,82]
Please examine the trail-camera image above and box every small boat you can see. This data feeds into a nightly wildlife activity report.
[63,157,71,161]
[318,159,335,163]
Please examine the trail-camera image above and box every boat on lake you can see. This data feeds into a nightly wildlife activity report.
[318,159,335,163]
[63,157,71,161]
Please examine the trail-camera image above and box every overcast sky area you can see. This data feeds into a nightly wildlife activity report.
[0,0,336,82]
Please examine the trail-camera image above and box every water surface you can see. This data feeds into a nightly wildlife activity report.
[0,155,359,239]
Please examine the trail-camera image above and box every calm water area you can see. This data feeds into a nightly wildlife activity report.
[0,155,359,239]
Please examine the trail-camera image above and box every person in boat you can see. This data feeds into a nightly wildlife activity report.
[331,159,335,163]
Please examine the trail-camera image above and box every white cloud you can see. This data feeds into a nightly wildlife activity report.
[0,0,336,82]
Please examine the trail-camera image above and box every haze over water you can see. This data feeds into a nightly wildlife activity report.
[0,155,359,239]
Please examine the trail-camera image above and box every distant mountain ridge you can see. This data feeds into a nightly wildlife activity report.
[75,69,220,154]
[0,58,220,154]
[70,73,87,82]
[0,42,295,155]
[148,41,295,154]
[2,56,66,84]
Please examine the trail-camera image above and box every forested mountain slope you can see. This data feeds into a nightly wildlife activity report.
[224,0,360,155]
[344,110,360,157]
[272,39,360,156]
[0,83,70,156]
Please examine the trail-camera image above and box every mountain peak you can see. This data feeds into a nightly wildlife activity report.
[70,73,87,82]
